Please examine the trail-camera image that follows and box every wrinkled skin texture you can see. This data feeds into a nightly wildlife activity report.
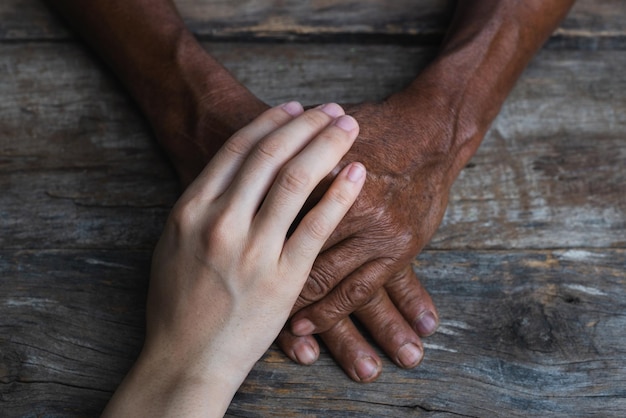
[136,72,445,379]
[277,93,456,380]
[165,91,453,324]
[46,0,577,383]
[153,84,446,381]
[294,97,452,319]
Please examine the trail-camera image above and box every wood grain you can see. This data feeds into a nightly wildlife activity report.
[1,43,624,250]
[1,249,624,416]
[1,0,625,47]
[1,0,625,416]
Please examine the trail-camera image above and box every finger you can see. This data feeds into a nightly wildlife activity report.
[276,327,320,366]
[354,288,424,369]
[281,162,366,276]
[183,102,304,202]
[253,114,360,241]
[290,259,393,336]
[319,317,382,383]
[385,265,439,337]
[290,237,376,312]
[318,198,367,252]
[304,174,370,253]
[221,103,345,218]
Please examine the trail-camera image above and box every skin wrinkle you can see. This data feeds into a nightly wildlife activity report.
[339,261,391,305]
[297,256,401,330]
[298,236,379,304]
[45,0,577,384]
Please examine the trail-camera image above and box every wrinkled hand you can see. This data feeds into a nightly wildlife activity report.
[279,88,463,381]
[154,55,451,382]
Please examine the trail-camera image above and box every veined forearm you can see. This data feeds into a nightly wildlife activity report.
[411,0,576,167]
[44,0,230,125]
[45,0,268,181]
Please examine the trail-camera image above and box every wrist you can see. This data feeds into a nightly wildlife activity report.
[103,342,243,417]
[392,29,520,178]
[409,58,492,164]
[132,30,228,138]
[135,31,268,184]
[387,69,485,185]
[399,0,574,176]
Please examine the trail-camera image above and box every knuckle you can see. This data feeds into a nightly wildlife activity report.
[326,184,356,209]
[277,164,312,195]
[309,301,341,325]
[302,264,338,301]
[268,107,292,127]
[333,286,358,315]
[365,286,387,306]
[295,292,316,309]
[222,135,250,158]
[387,267,411,288]
[255,136,285,161]
[302,109,333,129]
[168,199,253,265]
[301,212,332,241]
[201,212,234,254]
[330,279,377,317]
[318,125,350,145]
[168,199,197,233]
[346,279,376,307]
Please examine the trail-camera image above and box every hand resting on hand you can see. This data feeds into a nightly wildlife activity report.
[101,102,365,417]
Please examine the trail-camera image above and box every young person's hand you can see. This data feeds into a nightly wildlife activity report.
[102,102,365,417]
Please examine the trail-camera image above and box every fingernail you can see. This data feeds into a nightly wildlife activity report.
[346,163,365,182]
[415,311,438,336]
[291,319,315,336]
[281,101,303,116]
[397,343,423,368]
[354,357,380,382]
[334,115,358,132]
[294,343,318,365]
[317,103,344,118]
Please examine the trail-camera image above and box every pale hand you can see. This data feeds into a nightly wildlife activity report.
[102,102,365,417]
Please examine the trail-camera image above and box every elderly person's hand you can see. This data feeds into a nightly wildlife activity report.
[278,95,447,382]
[48,0,576,386]
[102,102,365,417]
[277,0,577,381]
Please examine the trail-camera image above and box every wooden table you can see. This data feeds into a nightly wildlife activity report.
[1,1,625,416]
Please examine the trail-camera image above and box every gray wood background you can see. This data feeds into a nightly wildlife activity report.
[1,0,625,416]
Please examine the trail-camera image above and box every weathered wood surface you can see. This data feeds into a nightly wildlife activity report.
[1,0,626,47]
[1,43,624,250]
[1,250,625,416]
[1,0,626,417]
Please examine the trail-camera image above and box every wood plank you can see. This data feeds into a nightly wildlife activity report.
[1,0,625,47]
[2,3,624,417]
[437,49,626,249]
[0,250,148,417]
[1,249,624,416]
[1,43,624,250]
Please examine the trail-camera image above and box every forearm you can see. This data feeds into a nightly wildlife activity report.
[402,0,575,171]
[45,1,204,120]
[101,348,242,417]
[45,0,267,182]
